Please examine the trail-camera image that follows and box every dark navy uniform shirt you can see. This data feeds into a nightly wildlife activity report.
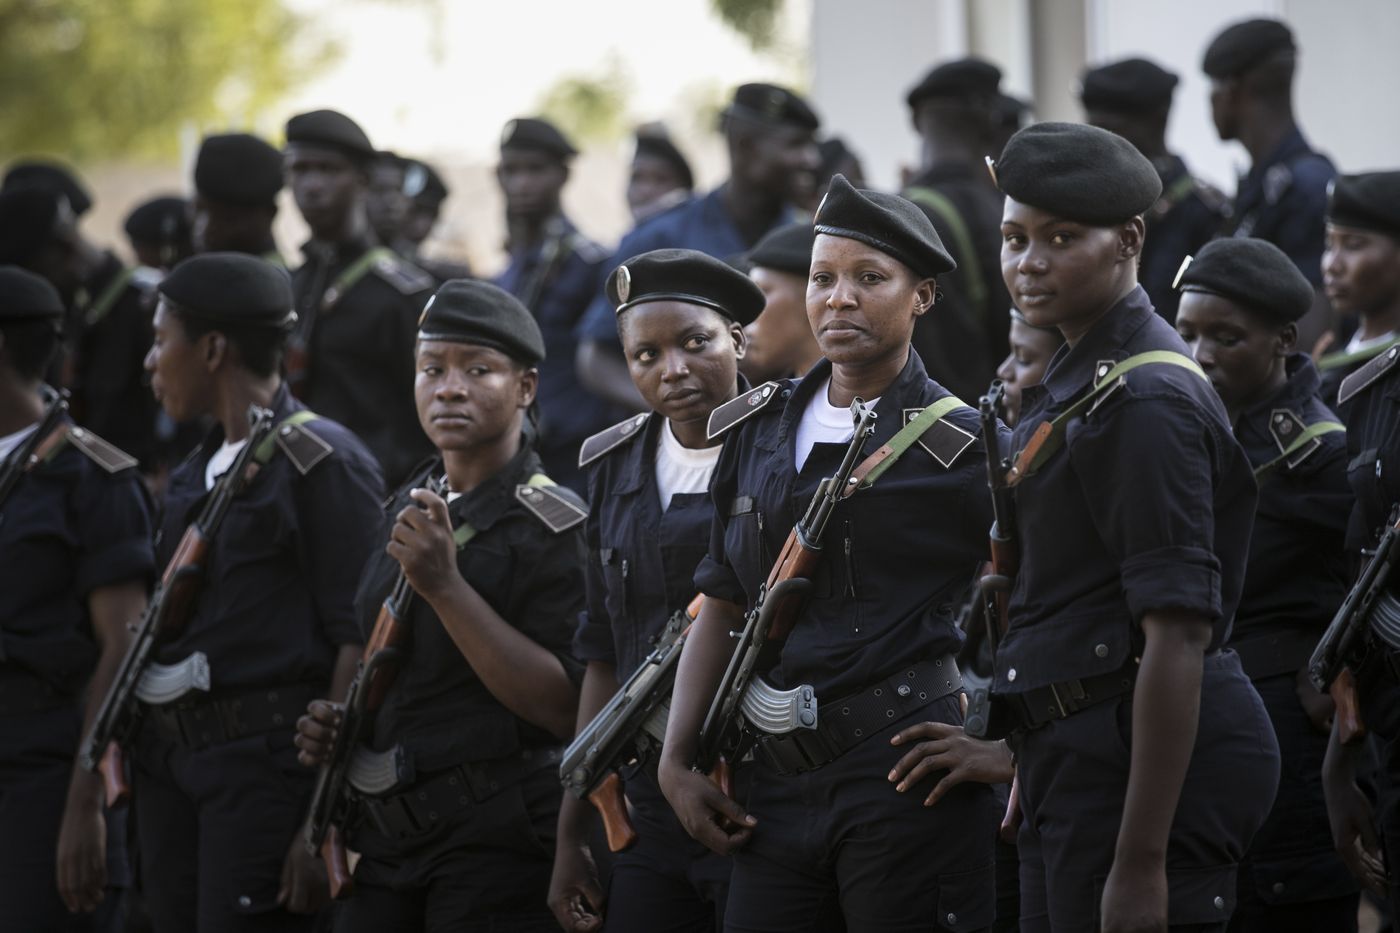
[1,420,154,693]
[154,384,383,691]
[362,444,586,774]
[1224,127,1336,288]
[999,287,1257,694]
[1231,355,1350,645]
[1337,346,1400,555]
[695,352,995,700]
[1142,155,1229,324]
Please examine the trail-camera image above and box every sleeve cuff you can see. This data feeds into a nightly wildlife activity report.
[572,610,617,665]
[694,556,746,606]
[75,538,155,596]
[1120,546,1222,621]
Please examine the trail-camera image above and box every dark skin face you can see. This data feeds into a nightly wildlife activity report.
[1175,290,1293,419]
[191,195,277,254]
[618,301,745,448]
[414,340,537,457]
[627,153,688,218]
[403,197,442,247]
[733,124,821,207]
[1000,198,1144,345]
[1209,78,1241,141]
[285,145,366,240]
[743,266,819,381]
[995,315,1064,427]
[366,161,409,245]
[1322,224,1400,322]
[144,301,216,423]
[497,148,567,220]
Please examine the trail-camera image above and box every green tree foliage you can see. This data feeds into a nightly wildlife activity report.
[0,0,331,160]
[537,57,632,146]
[711,0,783,51]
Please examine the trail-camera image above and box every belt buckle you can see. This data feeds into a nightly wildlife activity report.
[1047,679,1087,719]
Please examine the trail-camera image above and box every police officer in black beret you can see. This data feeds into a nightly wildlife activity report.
[1079,57,1228,324]
[365,150,415,260]
[283,108,436,488]
[3,160,93,217]
[192,132,287,264]
[660,175,1000,931]
[295,279,586,932]
[741,221,822,382]
[123,196,194,272]
[1174,239,1359,931]
[630,125,695,223]
[135,253,384,932]
[0,266,153,933]
[901,57,1015,407]
[395,158,474,284]
[987,122,1279,932]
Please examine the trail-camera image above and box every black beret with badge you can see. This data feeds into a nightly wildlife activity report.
[906,57,1003,110]
[417,279,545,364]
[123,196,191,245]
[1202,17,1296,79]
[814,173,956,278]
[2,161,93,216]
[634,128,694,191]
[196,133,285,205]
[500,117,578,160]
[607,248,766,326]
[990,122,1162,225]
[158,253,296,329]
[0,265,65,323]
[284,109,376,161]
[722,83,820,132]
[405,159,449,202]
[1328,172,1400,239]
[1079,57,1179,113]
[1177,237,1313,324]
[745,221,815,278]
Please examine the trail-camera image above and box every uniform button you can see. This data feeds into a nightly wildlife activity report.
[238,896,251,908]
[1213,896,1225,909]
[897,684,911,697]
[1271,882,1285,895]
[1094,644,1108,658]
[1390,346,1399,360]
[1007,668,1017,682]
[281,425,293,436]
[946,912,957,925]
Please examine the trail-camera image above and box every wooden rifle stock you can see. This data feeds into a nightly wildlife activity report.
[1332,668,1366,745]
[321,825,354,901]
[99,743,128,808]
[588,773,638,853]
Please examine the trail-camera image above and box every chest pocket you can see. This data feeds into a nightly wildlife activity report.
[725,496,769,598]
[598,547,632,635]
[1348,447,1391,546]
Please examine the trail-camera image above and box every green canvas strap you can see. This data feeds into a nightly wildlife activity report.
[252,410,321,464]
[1317,335,1400,372]
[453,472,554,548]
[903,186,987,318]
[321,247,395,311]
[1252,421,1345,479]
[83,267,136,327]
[854,395,971,490]
[1009,351,1207,483]
[1159,173,1197,210]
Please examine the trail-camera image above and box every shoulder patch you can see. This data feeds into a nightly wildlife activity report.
[1268,408,1320,469]
[516,483,588,533]
[1338,344,1400,405]
[371,254,435,296]
[707,382,784,441]
[579,413,650,468]
[64,426,138,474]
[274,422,334,476]
[902,408,976,468]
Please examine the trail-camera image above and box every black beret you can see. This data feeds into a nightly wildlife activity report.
[723,83,820,132]
[634,130,694,191]
[500,117,578,159]
[404,159,448,202]
[123,196,191,245]
[195,133,284,205]
[906,57,1003,110]
[1178,237,1313,324]
[814,174,955,278]
[993,122,1162,225]
[994,92,1031,130]
[158,253,295,329]
[284,109,376,161]
[0,265,65,323]
[2,161,92,216]
[418,279,545,364]
[745,222,815,278]
[607,248,766,326]
[1080,58,1179,112]
[0,187,68,265]
[1202,18,1295,79]
[1328,172,1400,239]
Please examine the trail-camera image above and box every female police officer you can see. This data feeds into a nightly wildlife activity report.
[988,123,1279,933]
[550,249,762,932]
[658,175,1000,932]
[1175,238,1358,931]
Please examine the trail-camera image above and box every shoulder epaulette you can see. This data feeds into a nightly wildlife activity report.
[370,253,435,296]
[274,420,334,476]
[1338,344,1400,405]
[64,426,137,474]
[1268,409,1323,470]
[515,479,588,533]
[706,382,784,441]
[578,413,650,469]
[566,233,609,265]
[902,406,976,468]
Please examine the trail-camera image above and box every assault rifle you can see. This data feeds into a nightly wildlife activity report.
[980,381,1017,646]
[0,390,69,515]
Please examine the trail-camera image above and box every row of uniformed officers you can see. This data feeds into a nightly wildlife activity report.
[4,117,1400,933]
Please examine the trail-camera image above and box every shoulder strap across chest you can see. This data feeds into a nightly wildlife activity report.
[252,410,330,475]
[1253,413,1345,479]
[850,395,974,490]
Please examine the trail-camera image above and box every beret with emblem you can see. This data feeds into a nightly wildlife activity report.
[500,117,578,160]
[0,187,67,265]
[159,253,295,329]
[0,265,65,323]
[405,159,449,202]
[1202,18,1296,79]
[992,122,1162,225]
[745,221,815,278]
[1080,58,1179,113]
[906,57,1003,111]
[284,109,376,161]
[608,248,766,326]
[1328,172,1400,239]
[123,196,192,246]
[634,129,694,191]
[815,173,955,278]
[722,83,820,132]
[418,279,545,364]
[1178,237,1313,324]
[2,161,93,216]
[196,133,285,205]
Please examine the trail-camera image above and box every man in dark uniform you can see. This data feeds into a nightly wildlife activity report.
[901,57,1014,403]
[284,108,436,487]
[294,279,586,932]
[399,158,474,282]
[1174,239,1359,931]
[192,132,286,264]
[366,150,415,259]
[493,116,615,494]
[740,221,822,382]
[0,267,153,933]
[135,253,384,932]
[2,160,93,217]
[1080,57,1228,324]
[628,125,695,223]
[575,83,821,412]
[123,196,195,272]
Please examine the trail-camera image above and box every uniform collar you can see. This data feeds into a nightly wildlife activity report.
[777,350,931,452]
[1040,285,1158,404]
[1245,126,1311,181]
[448,438,541,534]
[508,213,577,261]
[614,373,754,494]
[300,229,377,267]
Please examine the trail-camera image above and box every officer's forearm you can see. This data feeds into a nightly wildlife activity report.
[1114,612,1211,867]
[427,576,578,739]
[661,598,743,768]
[328,642,362,702]
[576,341,646,412]
[71,581,147,799]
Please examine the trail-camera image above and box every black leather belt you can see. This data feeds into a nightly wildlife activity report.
[1005,660,1139,733]
[1231,628,1318,681]
[358,746,563,840]
[144,683,316,749]
[754,655,962,775]
[0,668,74,715]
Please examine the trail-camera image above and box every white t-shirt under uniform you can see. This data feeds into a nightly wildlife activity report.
[654,420,723,511]
[793,379,879,471]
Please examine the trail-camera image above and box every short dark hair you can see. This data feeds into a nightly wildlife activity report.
[0,319,60,381]
[167,299,286,378]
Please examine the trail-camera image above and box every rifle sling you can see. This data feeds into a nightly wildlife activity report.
[846,395,970,493]
[321,247,396,312]
[1253,421,1345,479]
[448,471,551,549]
